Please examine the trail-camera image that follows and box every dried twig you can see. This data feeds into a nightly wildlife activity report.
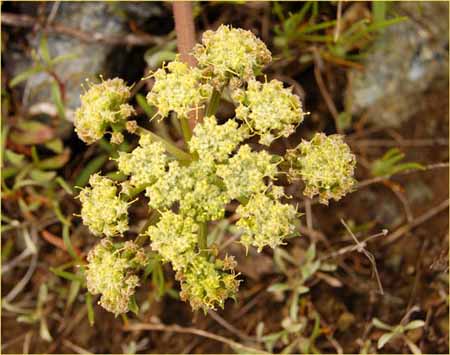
[1,12,164,46]
[341,219,384,295]
[312,47,341,133]
[383,198,449,245]
[208,310,256,342]
[124,322,267,354]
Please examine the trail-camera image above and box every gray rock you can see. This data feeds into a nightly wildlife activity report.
[347,2,448,128]
[5,2,162,117]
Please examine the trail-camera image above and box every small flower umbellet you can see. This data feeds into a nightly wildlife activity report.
[193,24,272,88]
[146,59,212,119]
[232,79,305,146]
[287,133,356,204]
[74,78,135,144]
[79,174,129,237]
[85,239,147,316]
[75,25,356,315]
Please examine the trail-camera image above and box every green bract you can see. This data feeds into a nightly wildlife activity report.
[193,24,272,88]
[85,240,147,316]
[288,133,356,204]
[75,24,356,315]
[74,78,135,144]
[79,174,129,237]
[146,59,212,119]
[233,79,305,145]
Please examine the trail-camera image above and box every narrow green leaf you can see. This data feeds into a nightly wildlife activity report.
[10,65,44,87]
[86,293,95,326]
[74,154,108,187]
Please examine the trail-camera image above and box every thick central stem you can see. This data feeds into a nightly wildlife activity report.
[172,2,199,132]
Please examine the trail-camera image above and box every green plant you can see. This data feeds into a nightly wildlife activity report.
[372,317,425,353]
[74,25,356,315]
[371,148,425,177]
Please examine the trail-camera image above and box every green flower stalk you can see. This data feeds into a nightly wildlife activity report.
[193,24,272,88]
[74,78,135,144]
[85,239,147,316]
[233,79,305,146]
[79,174,129,237]
[74,24,356,315]
[287,133,356,204]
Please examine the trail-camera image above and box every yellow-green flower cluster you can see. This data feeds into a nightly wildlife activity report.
[288,133,356,204]
[146,159,229,223]
[146,211,198,270]
[188,116,250,162]
[79,174,129,237]
[74,78,135,144]
[233,79,305,146]
[177,254,239,311]
[85,239,147,316]
[216,145,278,200]
[117,134,168,187]
[146,59,212,119]
[236,191,297,252]
[193,25,271,88]
[146,210,238,311]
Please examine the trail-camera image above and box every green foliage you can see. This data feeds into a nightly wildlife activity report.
[373,317,425,353]
[371,148,425,177]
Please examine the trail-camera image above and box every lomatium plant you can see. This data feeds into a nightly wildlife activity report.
[74,25,356,316]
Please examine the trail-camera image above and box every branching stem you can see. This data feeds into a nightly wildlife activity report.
[135,126,192,162]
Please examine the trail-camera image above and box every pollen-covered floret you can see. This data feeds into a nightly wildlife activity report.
[147,160,229,223]
[288,133,356,204]
[117,135,168,187]
[146,59,212,119]
[85,239,147,316]
[74,78,135,144]
[193,25,272,88]
[216,145,278,200]
[79,174,129,237]
[146,211,198,270]
[189,116,250,162]
[177,254,239,311]
[236,191,297,252]
[232,79,305,146]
